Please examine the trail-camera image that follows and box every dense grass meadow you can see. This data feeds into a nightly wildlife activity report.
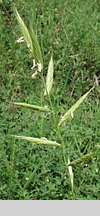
[0,0,100,200]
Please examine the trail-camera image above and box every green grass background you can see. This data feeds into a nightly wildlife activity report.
[0,0,99,199]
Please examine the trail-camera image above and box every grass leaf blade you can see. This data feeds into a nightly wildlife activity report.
[23,155,45,190]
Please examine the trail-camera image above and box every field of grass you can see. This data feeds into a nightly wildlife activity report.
[0,0,100,200]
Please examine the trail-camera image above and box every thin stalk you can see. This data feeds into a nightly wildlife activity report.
[40,72,57,126]
[57,126,69,174]
[40,78,46,153]
[40,71,70,188]
[40,79,45,137]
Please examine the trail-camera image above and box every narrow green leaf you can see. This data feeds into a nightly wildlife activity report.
[68,157,74,191]
[12,102,51,112]
[14,7,33,53]
[23,155,45,190]
[58,87,93,126]
[11,135,61,147]
[3,150,22,190]
[44,56,54,96]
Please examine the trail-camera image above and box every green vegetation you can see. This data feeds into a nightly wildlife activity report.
[0,0,99,200]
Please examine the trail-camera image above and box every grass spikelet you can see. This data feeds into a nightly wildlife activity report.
[12,102,51,112]
[14,7,43,67]
[30,27,43,65]
[68,157,74,191]
[14,6,33,53]
[44,56,54,96]
[68,152,94,166]
[58,87,94,126]
[11,135,61,147]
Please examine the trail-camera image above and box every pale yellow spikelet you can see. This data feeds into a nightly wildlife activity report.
[15,6,43,68]
[15,7,33,53]
[12,135,61,147]
[58,87,94,126]
[12,102,51,112]
[68,157,74,191]
[44,56,54,96]
[30,28,43,65]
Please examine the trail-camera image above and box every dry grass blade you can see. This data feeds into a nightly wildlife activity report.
[12,135,61,147]
[14,6,33,53]
[68,157,74,191]
[12,102,51,112]
[44,56,54,96]
[58,87,94,126]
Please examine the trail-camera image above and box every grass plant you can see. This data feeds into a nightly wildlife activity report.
[0,0,99,200]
